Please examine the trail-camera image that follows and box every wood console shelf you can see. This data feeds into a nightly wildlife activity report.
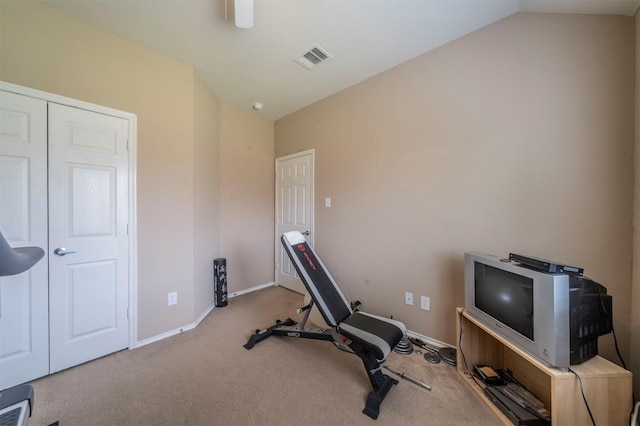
[456,307,632,426]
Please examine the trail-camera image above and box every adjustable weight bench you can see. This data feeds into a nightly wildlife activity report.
[244,231,406,420]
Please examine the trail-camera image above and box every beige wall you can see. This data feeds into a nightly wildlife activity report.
[220,104,275,294]
[193,77,222,318]
[0,1,231,341]
[276,12,635,370]
[633,9,640,399]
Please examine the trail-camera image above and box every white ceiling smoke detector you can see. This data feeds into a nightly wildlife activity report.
[294,44,332,70]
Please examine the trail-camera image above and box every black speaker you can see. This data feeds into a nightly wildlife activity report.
[214,258,227,307]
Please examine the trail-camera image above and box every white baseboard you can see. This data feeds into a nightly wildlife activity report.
[229,281,275,298]
[135,321,199,348]
[134,282,276,348]
[194,303,215,327]
[134,282,451,352]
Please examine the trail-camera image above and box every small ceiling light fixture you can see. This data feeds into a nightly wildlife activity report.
[252,102,264,111]
[235,0,254,28]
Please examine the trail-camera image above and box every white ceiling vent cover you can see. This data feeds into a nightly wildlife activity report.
[294,44,332,70]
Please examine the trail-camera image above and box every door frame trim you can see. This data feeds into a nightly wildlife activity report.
[0,81,139,349]
[274,148,315,285]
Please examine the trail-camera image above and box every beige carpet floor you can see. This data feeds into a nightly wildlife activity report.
[30,286,502,425]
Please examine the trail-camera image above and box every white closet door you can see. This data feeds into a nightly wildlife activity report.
[0,91,49,389]
[48,103,129,373]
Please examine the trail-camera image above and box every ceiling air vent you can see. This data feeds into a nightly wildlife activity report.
[294,44,332,70]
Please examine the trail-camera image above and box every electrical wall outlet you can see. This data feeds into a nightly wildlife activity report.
[168,292,178,306]
[405,292,413,305]
[421,296,430,311]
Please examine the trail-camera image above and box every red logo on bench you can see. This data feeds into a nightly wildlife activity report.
[297,244,316,270]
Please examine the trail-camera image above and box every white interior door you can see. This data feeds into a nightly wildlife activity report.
[275,149,314,294]
[48,103,129,373]
[0,92,49,389]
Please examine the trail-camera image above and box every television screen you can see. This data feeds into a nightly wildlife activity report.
[474,262,534,341]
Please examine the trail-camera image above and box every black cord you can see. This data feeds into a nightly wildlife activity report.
[457,308,483,388]
[585,275,636,421]
[569,368,596,426]
[585,277,627,368]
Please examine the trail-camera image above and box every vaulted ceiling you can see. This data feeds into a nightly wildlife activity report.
[42,0,640,120]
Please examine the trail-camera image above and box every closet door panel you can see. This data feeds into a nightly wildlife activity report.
[0,91,49,389]
[48,103,129,373]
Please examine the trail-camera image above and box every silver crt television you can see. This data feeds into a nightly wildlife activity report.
[464,252,612,370]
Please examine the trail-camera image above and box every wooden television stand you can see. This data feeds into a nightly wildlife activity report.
[456,307,632,425]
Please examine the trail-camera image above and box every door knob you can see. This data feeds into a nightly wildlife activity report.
[301,231,310,236]
[54,247,78,256]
